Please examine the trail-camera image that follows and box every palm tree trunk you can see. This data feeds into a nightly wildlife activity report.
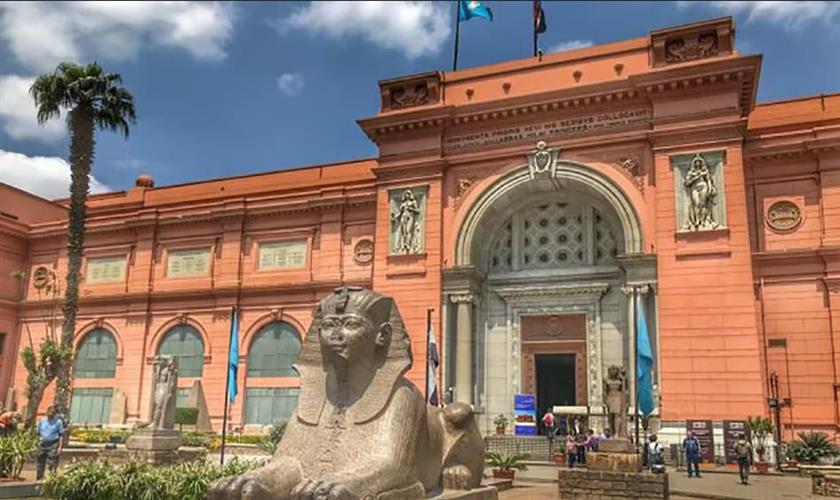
[54,105,95,419]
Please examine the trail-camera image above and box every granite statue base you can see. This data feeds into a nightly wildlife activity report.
[598,438,635,453]
[587,451,642,473]
[558,468,669,499]
[125,428,180,452]
[434,486,499,499]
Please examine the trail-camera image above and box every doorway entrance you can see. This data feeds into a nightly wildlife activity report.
[536,353,576,427]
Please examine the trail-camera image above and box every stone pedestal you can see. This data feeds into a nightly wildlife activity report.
[586,451,641,473]
[557,469,668,499]
[125,428,180,452]
[598,438,635,454]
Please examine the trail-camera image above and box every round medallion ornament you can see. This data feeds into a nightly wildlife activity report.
[766,200,802,232]
[353,239,374,265]
[32,266,52,290]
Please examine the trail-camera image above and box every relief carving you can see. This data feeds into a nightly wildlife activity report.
[672,152,726,232]
[766,200,802,232]
[454,176,475,207]
[353,238,374,265]
[379,72,441,112]
[391,82,429,109]
[389,187,427,255]
[665,31,719,63]
[527,140,560,179]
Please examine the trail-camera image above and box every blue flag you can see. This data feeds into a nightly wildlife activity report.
[227,306,239,405]
[427,324,440,406]
[636,293,655,416]
[459,0,493,22]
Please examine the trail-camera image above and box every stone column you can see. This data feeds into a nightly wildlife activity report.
[451,293,478,405]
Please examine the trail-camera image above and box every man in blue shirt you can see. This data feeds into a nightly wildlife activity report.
[36,406,64,480]
[682,430,703,478]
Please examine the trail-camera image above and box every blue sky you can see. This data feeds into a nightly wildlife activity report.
[1,1,839,199]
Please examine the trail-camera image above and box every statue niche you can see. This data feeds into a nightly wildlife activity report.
[210,287,484,500]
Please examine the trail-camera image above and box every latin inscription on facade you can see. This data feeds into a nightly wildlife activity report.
[443,109,651,152]
[258,241,307,270]
[671,151,727,232]
[86,256,126,284]
[167,249,210,277]
[389,186,427,255]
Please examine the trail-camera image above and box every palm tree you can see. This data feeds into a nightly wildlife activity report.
[30,62,136,419]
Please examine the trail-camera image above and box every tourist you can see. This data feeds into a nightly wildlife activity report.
[682,431,702,478]
[575,433,587,465]
[648,434,665,473]
[586,429,598,452]
[735,432,752,485]
[542,409,556,438]
[0,411,21,437]
[36,406,64,480]
[565,434,577,468]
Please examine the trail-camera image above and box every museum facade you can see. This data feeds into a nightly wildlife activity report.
[2,17,840,440]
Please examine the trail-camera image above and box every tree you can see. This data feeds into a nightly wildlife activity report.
[30,62,136,418]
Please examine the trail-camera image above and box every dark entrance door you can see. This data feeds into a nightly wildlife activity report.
[536,353,575,433]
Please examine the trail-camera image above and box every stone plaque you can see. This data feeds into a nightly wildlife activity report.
[389,186,427,255]
[671,151,726,232]
[167,248,210,277]
[86,256,126,284]
[258,241,307,270]
[443,109,651,152]
[766,200,801,231]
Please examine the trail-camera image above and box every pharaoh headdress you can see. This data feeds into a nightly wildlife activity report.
[295,287,413,425]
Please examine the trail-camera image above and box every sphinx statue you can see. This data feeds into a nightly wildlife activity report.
[210,287,484,500]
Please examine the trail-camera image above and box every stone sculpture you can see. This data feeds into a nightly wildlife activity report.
[209,286,485,500]
[392,189,422,254]
[682,154,718,231]
[603,365,628,439]
[150,355,177,429]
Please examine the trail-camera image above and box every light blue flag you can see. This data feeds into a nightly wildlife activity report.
[227,306,239,404]
[459,0,493,22]
[636,293,655,416]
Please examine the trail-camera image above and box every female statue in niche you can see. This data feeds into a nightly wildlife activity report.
[683,154,718,231]
[392,189,421,254]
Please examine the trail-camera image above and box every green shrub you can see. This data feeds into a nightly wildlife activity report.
[0,431,39,479]
[179,431,212,448]
[486,452,528,472]
[42,457,262,500]
[786,431,840,465]
[175,408,198,428]
[69,428,130,444]
[258,421,286,454]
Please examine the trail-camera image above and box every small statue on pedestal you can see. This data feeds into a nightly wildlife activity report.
[603,365,628,439]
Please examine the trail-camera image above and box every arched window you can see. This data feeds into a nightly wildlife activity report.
[158,325,205,377]
[74,328,117,379]
[247,322,301,377]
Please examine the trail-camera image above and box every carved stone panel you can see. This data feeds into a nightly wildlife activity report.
[353,238,374,265]
[671,151,727,232]
[527,140,560,179]
[766,200,802,232]
[521,314,586,342]
[664,31,719,64]
[389,186,428,255]
[379,72,441,112]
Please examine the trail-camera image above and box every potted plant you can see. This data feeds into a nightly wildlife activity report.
[493,414,509,436]
[553,447,565,465]
[786,431,840,466]
[747,415,773,473]
[487,452,528,480]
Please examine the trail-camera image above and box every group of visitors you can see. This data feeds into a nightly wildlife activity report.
[0,406,65,480]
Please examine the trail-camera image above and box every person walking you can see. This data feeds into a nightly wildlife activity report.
[682,431,702,478]
[542,410,556,438]
[735,433,753,485]
[565,434,577,468]
[35,406,64,480]
[648,434,665,473]
[585,429,598,453]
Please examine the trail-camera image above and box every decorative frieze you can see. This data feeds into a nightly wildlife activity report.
[766,200,802,232]
[389,186,427,256]
[665,31,719,64]
[671,151,727,232]
[650,17,733,68]
[379,71,441,112]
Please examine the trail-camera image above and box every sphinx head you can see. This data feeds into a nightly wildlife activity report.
[317,287,393,367]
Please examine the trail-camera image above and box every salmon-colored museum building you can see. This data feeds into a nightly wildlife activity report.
[2,18,840,443]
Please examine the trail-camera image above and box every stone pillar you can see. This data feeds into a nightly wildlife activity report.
[451,293,478,405]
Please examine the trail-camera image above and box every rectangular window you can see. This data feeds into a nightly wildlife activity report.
[70,388,113,425]
[167,248,210,277]
[177,388,191,408]
[86,256,127,284]
[244,388,300,425]
[258,241,307,270]
[0,333,5,355]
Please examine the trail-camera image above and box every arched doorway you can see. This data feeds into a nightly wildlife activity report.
[445,160,650,432]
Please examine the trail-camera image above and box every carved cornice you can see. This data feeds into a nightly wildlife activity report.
[494,283,610,300]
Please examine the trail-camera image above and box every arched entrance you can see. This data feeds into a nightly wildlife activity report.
[444,160,648,432]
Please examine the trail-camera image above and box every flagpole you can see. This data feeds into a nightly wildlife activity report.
[220,305,235,465]
[425,308,433,401]
[453,2,461,71]
[633,290,641,456]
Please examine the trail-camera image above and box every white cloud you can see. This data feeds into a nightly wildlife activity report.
[549,40,594,53]
[278,1,451,59]
[0,75,65,143]
[0,1,235,72]
[277,73,304,96]
[681,1,840,30]
[0,149,110,200]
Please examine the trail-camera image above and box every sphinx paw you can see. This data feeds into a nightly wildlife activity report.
[442,464,474,490]
[292,479,356,500]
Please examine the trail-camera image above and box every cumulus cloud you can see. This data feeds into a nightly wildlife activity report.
[681,1,840,30]
[0,1,235,72]
[0,149,110,200]
[549,40,594,53]
[0,75,66,143]
[277,72,304,96]
[277,1,450,59]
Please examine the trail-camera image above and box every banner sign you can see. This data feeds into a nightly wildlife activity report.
[514,394,537,436]
[723,420,751,464]
[686,420,715,463]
